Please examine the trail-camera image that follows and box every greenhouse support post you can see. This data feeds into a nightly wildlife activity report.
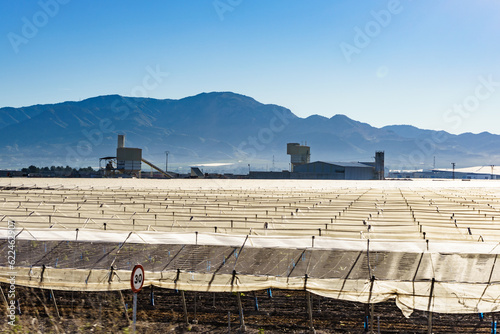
[427,278,435,334]
[368,275,376,333]
[237,292,246,331]
[306,291,316,333]
[181,290,189,325]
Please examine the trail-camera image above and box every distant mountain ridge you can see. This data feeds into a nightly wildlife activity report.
[1,92,499,172]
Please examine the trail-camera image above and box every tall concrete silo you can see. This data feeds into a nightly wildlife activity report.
[375,151,385,180]
[116,134,142,174]
[287,143,310,172]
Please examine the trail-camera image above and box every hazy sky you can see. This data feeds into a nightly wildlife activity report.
[1,0,499,135]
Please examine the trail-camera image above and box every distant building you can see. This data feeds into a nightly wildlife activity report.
[101,134,173,178]
[293,161,376,179]
[116,134,142,173]
[287,143,310,172]
[190,167,204,178]
[388,166,500,179]
[251,143,384,180]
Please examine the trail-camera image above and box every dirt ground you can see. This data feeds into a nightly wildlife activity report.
[0,284,495,333]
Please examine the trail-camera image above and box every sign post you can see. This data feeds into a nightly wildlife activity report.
[131,264,145,333]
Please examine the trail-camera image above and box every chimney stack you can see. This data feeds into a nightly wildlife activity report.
[375,151,385,180]
[117,134,125,148]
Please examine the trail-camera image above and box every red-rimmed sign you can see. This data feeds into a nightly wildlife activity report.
[131,264,145,293]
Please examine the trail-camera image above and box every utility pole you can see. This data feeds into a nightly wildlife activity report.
[491,165,495,180]
[165,151,169,172]
[451,162,456,180]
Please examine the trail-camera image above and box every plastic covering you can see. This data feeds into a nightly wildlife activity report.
[2,178,500,317]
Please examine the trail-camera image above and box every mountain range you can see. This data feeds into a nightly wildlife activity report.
[1,92,499,172]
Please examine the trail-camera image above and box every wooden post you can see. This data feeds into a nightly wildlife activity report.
[364,304,370,333]
[51,289,61,319]
[370,303,375,333]
[181,291,189,325]
[236,292,246,331]
[194,292,198,324]
[368,275,375,333]
[427,278,435,334]
[306,291,316,333]
[118,290,129,321]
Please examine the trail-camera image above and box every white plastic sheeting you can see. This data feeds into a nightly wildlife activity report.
[3,229,500,316]
[3,178,500,316]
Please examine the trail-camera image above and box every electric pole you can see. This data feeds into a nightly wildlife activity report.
[165,151,169,172]
[451,162,456,180]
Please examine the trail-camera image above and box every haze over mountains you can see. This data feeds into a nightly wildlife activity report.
[1,92,499,172]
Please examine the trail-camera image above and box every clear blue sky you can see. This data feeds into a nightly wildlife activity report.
[1,0,499,134]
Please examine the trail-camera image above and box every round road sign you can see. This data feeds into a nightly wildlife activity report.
[131,264,145,293]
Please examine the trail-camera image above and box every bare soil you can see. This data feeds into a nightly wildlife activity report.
[0,284,494,333]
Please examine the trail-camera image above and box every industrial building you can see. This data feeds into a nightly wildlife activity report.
[100,134,173,178]
[292,161,379,179]
[116,134,142,173]
[287,143,310,171]
[388,165,500,179]
[97,137,384,180]
[250,143,385,180]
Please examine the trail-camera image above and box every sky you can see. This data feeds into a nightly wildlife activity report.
[1,0,500,135]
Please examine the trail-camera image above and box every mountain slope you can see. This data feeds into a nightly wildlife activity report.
[1,92,499,171]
